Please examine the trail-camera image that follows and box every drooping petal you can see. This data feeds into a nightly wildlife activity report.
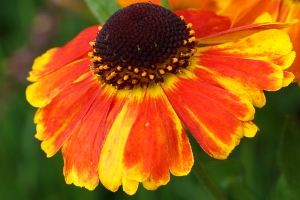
[34,74,100,157]
[174,9,231,38]
[26,58,90,108]
[62,85,116,190]
[28,25,98,82]
[122,85,193,190]
[163,75,256,159]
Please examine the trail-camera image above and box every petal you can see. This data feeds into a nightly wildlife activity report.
[122,85,193,188]
[164,75,253,159]
[28,25,98,82]
[197,21,297,44]
[279,2,300,83]
[34,75,100,157]
[98,89,143,193]
[116,0,160,8]
[232,0,282,27]
[194,29,295,107]
[170,0,220,11]
[283,71,295,87]
[26,58,90,108]
[122,177,139,195]
[116,0,220,11]
[62,85,116,190]
[174,9,230,38]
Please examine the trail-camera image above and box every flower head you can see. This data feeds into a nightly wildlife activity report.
[26,3,295,195]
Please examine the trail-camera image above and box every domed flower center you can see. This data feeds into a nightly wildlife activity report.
[89,3,196,90]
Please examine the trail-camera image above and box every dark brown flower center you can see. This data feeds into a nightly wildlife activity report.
[89,3,196,90]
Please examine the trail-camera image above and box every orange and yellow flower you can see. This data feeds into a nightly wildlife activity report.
[26,3,295,195]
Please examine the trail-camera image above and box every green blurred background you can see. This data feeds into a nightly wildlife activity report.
[1,0,300,199]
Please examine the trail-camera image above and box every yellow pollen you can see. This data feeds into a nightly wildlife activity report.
[158,68,165,75]
[134,68,140,74]
[123,74,130,81]
[88,52,94,57]
[188,30,195,36]
[186,23,192,29]
[171,58,178,63]
[117,78,124,84]
[166,65,173,71]
[188,37,195,43]
[149,73,155,80]
[89,41,96,47]
[117,66,123,71]
[141,70,148,77]
[127,66,133,71]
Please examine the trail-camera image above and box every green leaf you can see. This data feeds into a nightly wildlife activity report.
[277,116,300,199]
[84,0,121,23]
[160,0,172,10]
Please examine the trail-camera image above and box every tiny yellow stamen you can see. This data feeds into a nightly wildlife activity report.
[186,23,192,29]
[88,52,94,57]
[188,37,195,43]
[188,30,195,36]
[171,58,178,63]
[89,41,96,47]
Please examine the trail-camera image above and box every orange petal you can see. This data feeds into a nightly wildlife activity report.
[26,58,90,108]
[62,85,116,191]
[221,0,281,27]
[283,71,295,87]
[174,9,230,38]
[164,75,250,159]
[123,86,193,187]
[28,25,98,82]
[117,0,160,8]
[117,0,223,12]
[34,75,100,157]
[170,0,220,11]
[192,65,266,108]
[196,29,295,94]
[279,1,300,82]
[98,89,143,193]
[197,21,297,44]
[220,0,260,25]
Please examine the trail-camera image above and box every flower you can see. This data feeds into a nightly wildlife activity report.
[26,3,295,195]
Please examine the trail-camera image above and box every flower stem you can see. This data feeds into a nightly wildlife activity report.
[193,156,227,200]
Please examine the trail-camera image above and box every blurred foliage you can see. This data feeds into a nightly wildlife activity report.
[1,0,300,199]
